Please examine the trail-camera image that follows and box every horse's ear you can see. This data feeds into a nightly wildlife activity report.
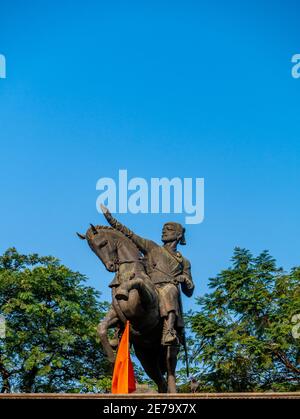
[76,232,86,240]
[90,223,98,235]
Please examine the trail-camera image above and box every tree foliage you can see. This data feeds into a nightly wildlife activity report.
[187,248,300,392]
[0,248,111,393]
[1,246,299,393]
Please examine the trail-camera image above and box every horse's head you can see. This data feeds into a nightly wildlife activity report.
[77,224,141,273]
[77,224,120,272]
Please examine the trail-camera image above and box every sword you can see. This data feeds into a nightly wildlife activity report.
[178,287,189,378]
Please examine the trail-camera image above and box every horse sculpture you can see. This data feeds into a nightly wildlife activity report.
[77,223,179,393]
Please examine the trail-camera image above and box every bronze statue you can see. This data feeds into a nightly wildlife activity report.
[77,205,194,393]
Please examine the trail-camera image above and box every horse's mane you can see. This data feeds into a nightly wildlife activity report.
[94,225,114,231]
[86,225,136,245]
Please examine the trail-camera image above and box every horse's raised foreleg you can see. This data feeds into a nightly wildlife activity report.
[97,307,119,363]
[115,278,156,306]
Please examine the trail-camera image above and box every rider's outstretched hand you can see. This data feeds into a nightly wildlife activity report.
[100,204,113,219]
[100,204,115,225]
[100,203,109,214]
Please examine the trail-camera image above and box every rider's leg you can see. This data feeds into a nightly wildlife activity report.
[166,345,178,393]
[163,311,178,345]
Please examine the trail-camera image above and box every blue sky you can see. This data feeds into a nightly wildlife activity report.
[0,0,300,310]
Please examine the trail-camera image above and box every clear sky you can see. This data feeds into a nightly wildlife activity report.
[1,0,300,310]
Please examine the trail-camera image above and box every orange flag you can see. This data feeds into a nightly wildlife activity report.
[111,321,136,394]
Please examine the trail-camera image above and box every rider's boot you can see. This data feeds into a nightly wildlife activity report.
[163,312,178,345]
[164,328,178,345]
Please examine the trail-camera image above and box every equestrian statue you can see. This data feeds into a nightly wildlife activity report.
[77,205,194,393]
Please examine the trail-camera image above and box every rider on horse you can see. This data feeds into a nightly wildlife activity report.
[100,205,194,346]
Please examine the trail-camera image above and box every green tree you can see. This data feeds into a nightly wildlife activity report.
[187,248,300,392]
[0,248,111,393]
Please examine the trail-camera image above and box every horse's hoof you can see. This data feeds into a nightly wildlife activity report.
[109,338,119,349]
[115,290,129,301]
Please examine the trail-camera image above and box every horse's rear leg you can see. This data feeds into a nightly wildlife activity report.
[134,345,167,393]
[97,307,119,364]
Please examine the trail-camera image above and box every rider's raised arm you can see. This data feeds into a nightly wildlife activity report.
[101,205,157,253]
[180,258,195,297]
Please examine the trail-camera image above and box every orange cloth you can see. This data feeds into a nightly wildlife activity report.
[111,321,136,394]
